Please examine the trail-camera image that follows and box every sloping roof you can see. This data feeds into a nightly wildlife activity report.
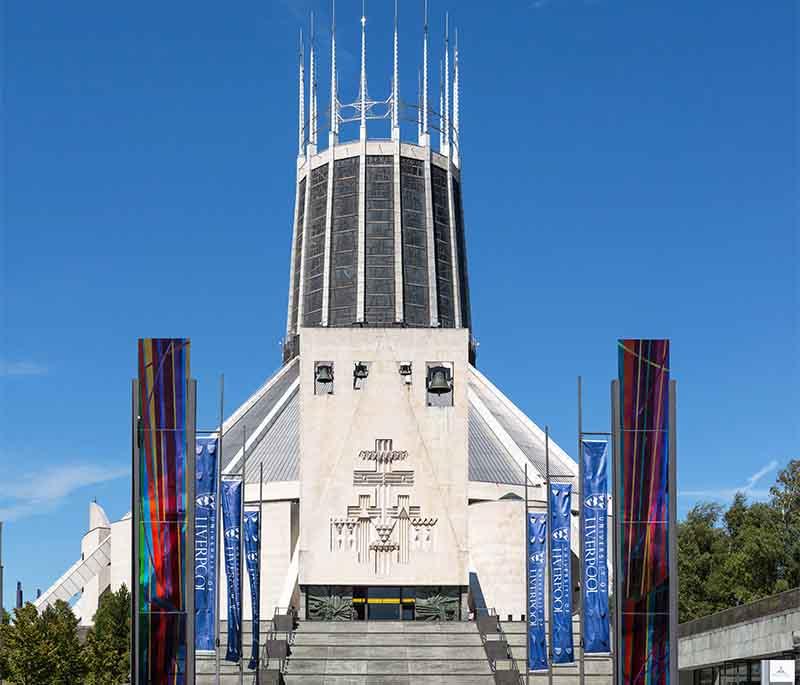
[221,360,576,488]
[244,392,300,482]
[467,408,525,485]
[468,366,577,484]
[220,358,299,477]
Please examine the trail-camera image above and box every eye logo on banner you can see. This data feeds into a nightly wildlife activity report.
[196,494,215,508]
[584,494,606,510]
[582,440,610,654]
[195,437,218,653]
[550,483,574,664]
[527,513,548,672]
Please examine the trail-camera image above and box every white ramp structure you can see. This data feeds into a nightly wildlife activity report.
[34,502,111,624]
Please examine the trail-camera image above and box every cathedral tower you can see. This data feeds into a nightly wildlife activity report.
[288,4,475,610]
[284,2,471,364]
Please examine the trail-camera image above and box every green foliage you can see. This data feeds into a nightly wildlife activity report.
[0,608,12,681]
[3,600,86,685]
[41,600,87,685]
[678,459,800,623]
[0,586,131,685]
[84,585,131,685]
[3,603,49,685]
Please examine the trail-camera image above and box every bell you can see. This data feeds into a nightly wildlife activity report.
[353,362,369,380]
[399,363,412,377]
[315,364,333,384]
[427,366,452,394]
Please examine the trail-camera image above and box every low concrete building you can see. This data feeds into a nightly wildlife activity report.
[678,588,800,684]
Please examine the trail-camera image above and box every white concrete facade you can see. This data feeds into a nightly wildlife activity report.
[298,326,470,588]
[40,351,588,626]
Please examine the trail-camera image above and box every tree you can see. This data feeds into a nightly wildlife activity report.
[84,584,131,685]
[770,459,800,517]
[2,600,86,685]
[0,607,12,682]
[677,502,728,622]
[3,603,52,685]
[40,600,87,685]
[678,459,800,623]
[770,459,800,590]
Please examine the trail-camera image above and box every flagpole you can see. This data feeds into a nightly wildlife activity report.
[257,461,264,684]
[215,375,224,685]
[130,379,139,685]
[578,377,585,685]
[186,379,197,684]
[545,426,553,685]
[611,380,621,685]
[240,426,246,685]
[524,462,530,685]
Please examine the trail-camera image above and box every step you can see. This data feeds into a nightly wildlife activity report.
[286,657,492,676]
[283,677,496,685]
[295,621,479,633]
[288,645,488,659]
[292,632,484,646]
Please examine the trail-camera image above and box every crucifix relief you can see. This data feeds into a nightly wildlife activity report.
[331,439,437,576]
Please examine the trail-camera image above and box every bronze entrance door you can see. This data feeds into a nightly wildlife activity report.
[355,587,415,620]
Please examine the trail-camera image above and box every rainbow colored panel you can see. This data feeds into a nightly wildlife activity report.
[618,339,670,685]
[136,338,190,685]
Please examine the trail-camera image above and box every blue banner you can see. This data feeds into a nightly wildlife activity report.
[194,437,218,652]
[243,511,260,670]
[581,440,610,653]
[221,480,242,663]
[550,483,574,664]
[527,513,548,671]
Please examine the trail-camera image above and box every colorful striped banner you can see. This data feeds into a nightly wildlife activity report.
[618,339,671,685]
[135,338,191,685]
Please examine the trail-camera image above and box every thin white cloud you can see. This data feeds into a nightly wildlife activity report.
[1,360,48,377]
[681,459,779,501]
[0,463,129,521]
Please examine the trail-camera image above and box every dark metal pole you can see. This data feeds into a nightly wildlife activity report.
[1,520,4,617]
[578,377,585,685]
[668,381,678,685]
[131,379,140,685]
[216,375,224,685]
[240,427,247,685]
[1,519,5,654]
[610,380,621,685]
[186,379,197,684]
[545,427,553,685]
[525,462,530,685]
[258,461,264,684]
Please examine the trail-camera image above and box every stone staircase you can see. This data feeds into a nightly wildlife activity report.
[283,620,496,685]
[501,621,613,684]
[196,619,270,685]
[195,618,613,684]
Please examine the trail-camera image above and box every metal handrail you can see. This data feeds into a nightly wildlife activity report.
[259,608,297,676]
[475,606,522,683]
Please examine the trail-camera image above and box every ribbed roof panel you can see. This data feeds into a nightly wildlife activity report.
[245,393,300,483]
[468,368,576,482]
[468,409,526,485]
[221,359,299,473]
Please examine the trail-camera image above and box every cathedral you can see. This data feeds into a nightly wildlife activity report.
[35,0,584,645]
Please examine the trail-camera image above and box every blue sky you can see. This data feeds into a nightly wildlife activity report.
[1,0,796,611]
